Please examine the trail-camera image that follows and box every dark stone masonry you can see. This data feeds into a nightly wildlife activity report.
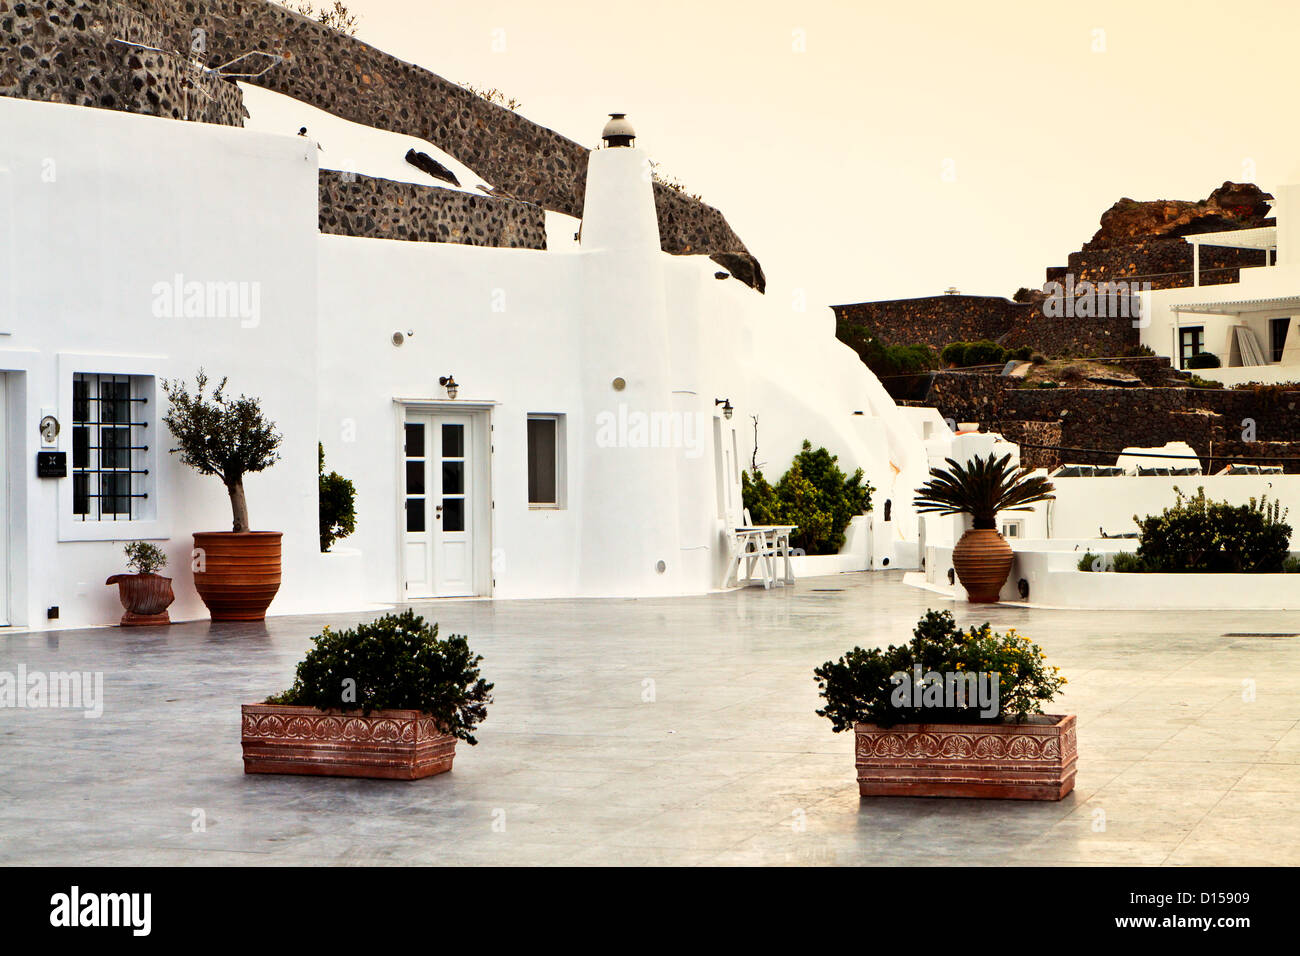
[833,294,1140,359]
[927,371,1300,473]
[0,0,765,287]
[0,0,246,125]
[318,170,547,250]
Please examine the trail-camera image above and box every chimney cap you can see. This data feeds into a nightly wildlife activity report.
[601,112,636,147]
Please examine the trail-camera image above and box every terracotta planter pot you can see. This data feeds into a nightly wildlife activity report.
[192,531,282,622]
[241,703,457,780]
[952,527,1014,602]
[854,714,1077,801]
[104,572,175,626]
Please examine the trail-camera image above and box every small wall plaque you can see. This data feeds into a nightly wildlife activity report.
[37,451,67,478]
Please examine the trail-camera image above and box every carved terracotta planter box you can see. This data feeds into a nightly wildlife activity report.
[241,704,456,780]
[854,714,1076,801]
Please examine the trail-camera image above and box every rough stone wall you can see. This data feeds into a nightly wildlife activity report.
[319,170,547,250]
[0,0,245,125]
[1053,237,1267,291]
[926,371,1300,470]
[997,420,1063,471]
[108,0,764,289]
[1208,440,1300,475]
[999,303,1138,357]
[833,293,1140,358]
[833,296,1023,352]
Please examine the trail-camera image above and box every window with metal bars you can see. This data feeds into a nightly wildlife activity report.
[72,373,150,521]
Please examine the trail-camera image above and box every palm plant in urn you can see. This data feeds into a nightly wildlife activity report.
[914,452,1054,602]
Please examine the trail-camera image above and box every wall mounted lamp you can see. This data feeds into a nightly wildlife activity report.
[439,375,459,400]
[714,398,734,420]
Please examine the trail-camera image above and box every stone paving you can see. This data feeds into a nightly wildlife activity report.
[2,571,1298,866]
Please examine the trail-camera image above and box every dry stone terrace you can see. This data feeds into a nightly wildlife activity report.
[2,571,1299,865]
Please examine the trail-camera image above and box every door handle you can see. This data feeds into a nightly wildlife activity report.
[435,504,443,519]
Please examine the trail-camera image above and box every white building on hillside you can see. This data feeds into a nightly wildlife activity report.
[0,94,932,628]
[1140,180,1300,384]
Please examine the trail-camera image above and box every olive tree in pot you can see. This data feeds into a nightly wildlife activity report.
[162,371,283,622]
[914,452,1054,602]
[243,610,494,779]
[105,541,175,626]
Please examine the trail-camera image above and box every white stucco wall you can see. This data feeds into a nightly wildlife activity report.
[2,98,933,625]
[0,96,325,627]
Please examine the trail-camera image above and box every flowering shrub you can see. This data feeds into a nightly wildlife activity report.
[1134,487,1291,573]
[814,609,1066,729]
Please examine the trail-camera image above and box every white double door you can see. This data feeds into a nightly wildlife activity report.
[403,412,477,598]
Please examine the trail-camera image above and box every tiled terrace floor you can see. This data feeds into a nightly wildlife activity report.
[2,571,1298,865]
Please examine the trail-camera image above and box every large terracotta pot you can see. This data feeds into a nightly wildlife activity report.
[104,572,174,626]
[855,714,1077,801]
[192,531,282,622]
[241,704,457,780]
[951,527,1014,602]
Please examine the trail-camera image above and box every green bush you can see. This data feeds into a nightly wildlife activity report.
[318,443,358,552]
[742,440,873,555]
[940,342,968,367]
[268,610,493,744]
[940,340,1034,369]
[813,609,1067,729]
[1185,352,1221,369]
[1123,343,1156,358]
[1112,551,1150,573]
[1284,556,1300,573]
[962,339,1006,366]
[1134,487,1291,573]
[836,327,935,399]
[1077,550,1102,571]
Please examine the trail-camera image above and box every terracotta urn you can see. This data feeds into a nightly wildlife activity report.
[854,714,1077,801]
[241,704,457,780]
[104,572,175,626]
[951,527,1014,602]
[192,531,282,622]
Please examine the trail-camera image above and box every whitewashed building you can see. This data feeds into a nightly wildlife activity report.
[1140,178,1300,384]
[0,93,932,628]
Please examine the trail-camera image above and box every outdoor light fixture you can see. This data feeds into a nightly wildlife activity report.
[439,375,459,400]
[601,112,636,148]
[715,398,734,420]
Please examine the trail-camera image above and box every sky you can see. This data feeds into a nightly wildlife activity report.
[325,0,1300,313]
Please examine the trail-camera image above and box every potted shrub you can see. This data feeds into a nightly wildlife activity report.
[243,610,493,779]
[914,452,1054,602]
[815,610,1075,800]
[162,371,283,622]
[105,541,175,626]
